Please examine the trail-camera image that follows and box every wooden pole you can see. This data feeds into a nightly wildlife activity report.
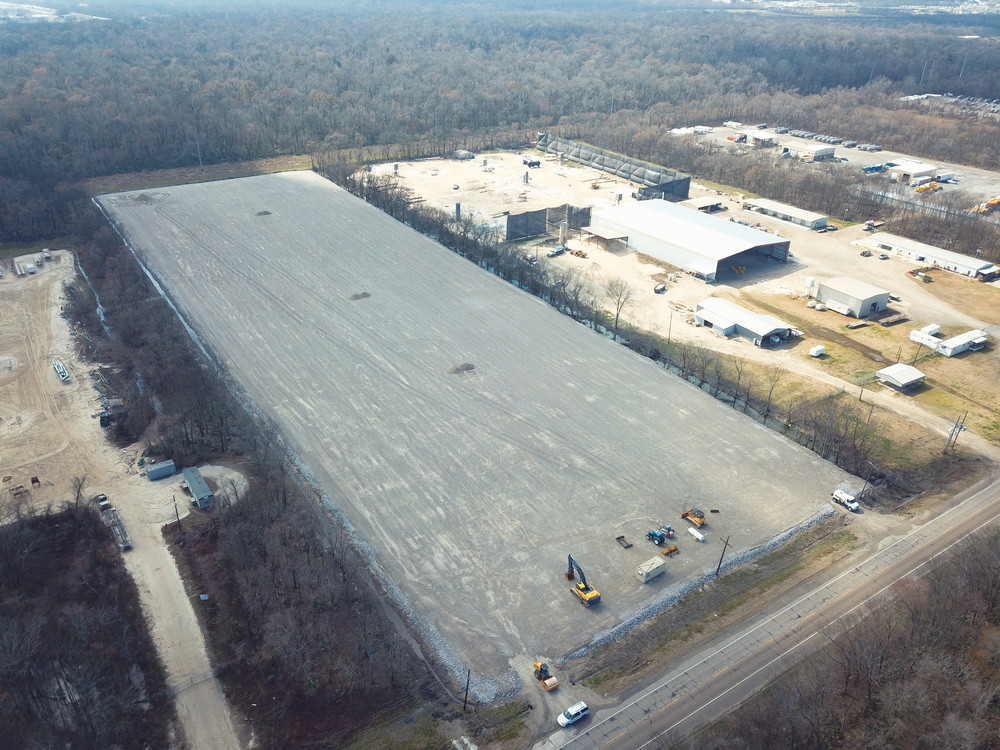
[715,535,732,577]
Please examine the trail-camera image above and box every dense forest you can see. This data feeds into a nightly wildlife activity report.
[0,505,173,748]
[694,529,1000,750]
[2,1,999,241]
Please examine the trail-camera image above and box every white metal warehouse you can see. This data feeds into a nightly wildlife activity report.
[695,298,794,346]
[588,199,789,281]
[744,198,827,229]
[814,277,890,318]
[856,233,1000,279]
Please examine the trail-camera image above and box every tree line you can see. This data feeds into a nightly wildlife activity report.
[0,504,173,749]
[62,199,442,747]
[2,1,999,243]
[690,528,1000,750]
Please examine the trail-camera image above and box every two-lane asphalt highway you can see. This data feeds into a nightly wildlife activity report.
[535,469,1000,749]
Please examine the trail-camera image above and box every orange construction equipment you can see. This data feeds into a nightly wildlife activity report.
[681,509,706,527]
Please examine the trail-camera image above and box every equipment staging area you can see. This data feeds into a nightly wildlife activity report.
[99,171,852,698]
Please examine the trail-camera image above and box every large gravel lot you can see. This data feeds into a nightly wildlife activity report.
[97,172,852,698]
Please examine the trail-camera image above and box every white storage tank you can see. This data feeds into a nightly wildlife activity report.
[688,527,705,542]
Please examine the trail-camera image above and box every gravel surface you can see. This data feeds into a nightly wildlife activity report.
[98,172,853,698]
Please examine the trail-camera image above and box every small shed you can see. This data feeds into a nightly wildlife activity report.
[875,364,925,391]
[814,277,890,318]
[147,459,176,481]
[182,467,214,510]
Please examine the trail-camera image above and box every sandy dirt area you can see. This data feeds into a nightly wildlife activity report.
[0,257,243,750]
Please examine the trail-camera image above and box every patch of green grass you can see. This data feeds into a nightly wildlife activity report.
[466,700,531,744]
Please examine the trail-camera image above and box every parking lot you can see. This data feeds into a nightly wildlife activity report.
[98,172,853,699]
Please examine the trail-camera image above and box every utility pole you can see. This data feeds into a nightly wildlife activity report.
[715,535,732,577]
[911,341,924,364]
[945,411,968,452]
[463,669,471,712]
[173,494,184,542]
[667,308,673,345]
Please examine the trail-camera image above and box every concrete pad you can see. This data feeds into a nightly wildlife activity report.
[97,172,852,698]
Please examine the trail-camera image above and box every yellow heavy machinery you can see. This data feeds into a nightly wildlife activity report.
[566,555,601,607]
[681,508,706,527]
[970,196,1000,214]
[532,662,560,691]
[915,182,941,193]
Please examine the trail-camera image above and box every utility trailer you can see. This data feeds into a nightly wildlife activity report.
[101,505,133,551]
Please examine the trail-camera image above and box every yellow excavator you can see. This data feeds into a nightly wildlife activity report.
[566,555,601,607]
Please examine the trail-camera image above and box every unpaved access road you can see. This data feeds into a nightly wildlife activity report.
[0,258,242,750]
[535,465,1000,749]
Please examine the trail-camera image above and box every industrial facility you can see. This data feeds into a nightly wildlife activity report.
[781,141,836,161]
[588,199,790,282]
[536,133,690,202]
[743,198,827,229]
[886,160,937,184]
[813,277,890,318]
[857,233,1000,279]
[694,298,795,346]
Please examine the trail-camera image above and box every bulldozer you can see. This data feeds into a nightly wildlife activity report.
[532,662,560,691]
[566,554,601,607]
[681,509,706,527]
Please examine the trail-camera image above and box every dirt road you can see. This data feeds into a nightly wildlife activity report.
[0,258,242,750]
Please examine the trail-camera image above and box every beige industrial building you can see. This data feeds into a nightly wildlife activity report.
[856,233,1000,279]
[814,277,890,318]
[744,198,827,229]
[694,298,794,346]
[781,141,836,161]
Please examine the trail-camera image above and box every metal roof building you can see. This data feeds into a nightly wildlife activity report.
[694,297,794,346]
[875,364,925,390]
[856,233,1000,279]
[182,467,214,510]
[744,198,827,229]
[886,160,937,183]
[814,277,890,318]
[780,141,836,160]
[680,196,725,212]
[589,199,789,281]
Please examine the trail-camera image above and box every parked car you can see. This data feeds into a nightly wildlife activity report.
[879,253,890,260]
[557,701,590,727]
[546,246,566,258]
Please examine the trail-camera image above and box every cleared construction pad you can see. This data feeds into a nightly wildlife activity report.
[97,172,851,698]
